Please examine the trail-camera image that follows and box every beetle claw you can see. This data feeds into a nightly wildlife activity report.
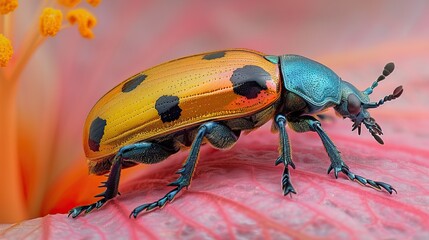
[327,166,339,178]
[290,161,296,169]
[339,166,396,194]
[130,186,184,219]
[130,204,150,218]
[281,167,296,196]
[328,162,348,179]
[68,198,109,218]
[327,165,333,175]
[275,157,282,166]
[68,207,84,218]
[376,182,397,194]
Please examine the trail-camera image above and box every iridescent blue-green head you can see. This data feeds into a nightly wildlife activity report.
[333,63,403,144]
[271,55,403,144]
[268,55,403,144]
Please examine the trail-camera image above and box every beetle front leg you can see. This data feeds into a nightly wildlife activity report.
[306,118,347,178]
[310,119,396,193]
[274,114,296,195]
[290,115,396,194]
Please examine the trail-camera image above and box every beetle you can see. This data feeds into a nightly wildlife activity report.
[69,49,403,218]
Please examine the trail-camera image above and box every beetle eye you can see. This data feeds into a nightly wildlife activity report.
[347,94,361,115]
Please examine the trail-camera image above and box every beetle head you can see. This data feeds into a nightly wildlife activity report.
[334,62,403,144]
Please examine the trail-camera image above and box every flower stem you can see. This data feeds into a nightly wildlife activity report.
[3,13,11,38]
[0,80,27,223]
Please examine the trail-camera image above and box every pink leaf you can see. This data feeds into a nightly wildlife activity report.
[2,117,429,238]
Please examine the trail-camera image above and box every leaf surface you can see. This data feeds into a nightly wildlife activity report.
[2,115,429,239]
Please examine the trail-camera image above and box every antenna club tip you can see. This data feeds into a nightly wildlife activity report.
[386,62,395,71]
[383,62,395,76]
[393,85,403,98]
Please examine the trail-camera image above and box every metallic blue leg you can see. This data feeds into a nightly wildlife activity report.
[68,142,175,218]
[130,122,238,218]
[305,116,396,194]
[274,114,296,195]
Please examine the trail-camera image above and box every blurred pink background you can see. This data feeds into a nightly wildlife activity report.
[2,0,429,239]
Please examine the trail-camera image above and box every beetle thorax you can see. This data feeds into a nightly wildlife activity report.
[279,55,342,114]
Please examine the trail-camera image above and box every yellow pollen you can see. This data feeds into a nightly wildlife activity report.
[40,8,63,37]
[87,0,101,7]
[67,9,97,39]
[57,0,81,8]
[0,0,18,14]
[0,34,13,67]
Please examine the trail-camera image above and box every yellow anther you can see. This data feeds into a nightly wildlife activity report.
[0,0,18,14]
[57,0,81,8]
[87,0,101,7]
[67,9,97,39]
[0,34,13,67]
[40,8,63,37]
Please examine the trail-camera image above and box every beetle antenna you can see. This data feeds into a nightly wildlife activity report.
[363,85,403,109]
[363,62,395,95]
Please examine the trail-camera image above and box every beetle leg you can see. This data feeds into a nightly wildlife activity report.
[68,153,122,218]
[69,142,177,218]
[292,115,396,194]
[306,118,348,179]
[340,167,397,194]
[130,122,239,218]
[274,114,296,195]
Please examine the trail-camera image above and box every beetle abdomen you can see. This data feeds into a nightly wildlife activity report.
[84,49,281,164]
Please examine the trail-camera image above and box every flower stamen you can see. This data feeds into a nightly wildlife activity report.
[40,8,63,37]
[0,34,13,67]
[87,0,101,7]
[67,9,97,39]
[0,0,18,15]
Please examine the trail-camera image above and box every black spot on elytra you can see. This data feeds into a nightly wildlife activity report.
[230,65,270,99]
[155,95,182,123]
[88,117,107,152]
[203,51,226,60]
[121,74,147,92]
